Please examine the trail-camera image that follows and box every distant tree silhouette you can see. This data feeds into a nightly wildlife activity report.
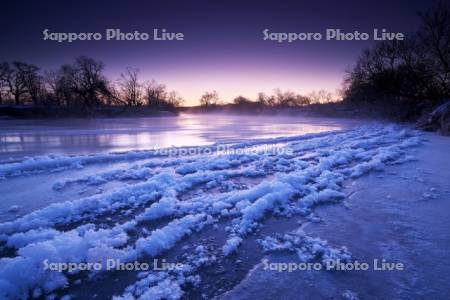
[66,56,110,107]
[1,62,38,105]
[118,67,143,106]
[0,56,185,113]
[145,80,167,108]
[44,69,66,106]
[20,63,43,105]
[142,80,184,109]
[232,95,251,105]
[166,91,184,107]
[345,2,450,112]
[199,90,219,106]
[0,62,9,105]
[308,90,336,104]
[273,89,311,106]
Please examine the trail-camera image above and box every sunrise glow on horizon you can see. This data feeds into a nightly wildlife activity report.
[136,68,344,106]
[1,0,431,106]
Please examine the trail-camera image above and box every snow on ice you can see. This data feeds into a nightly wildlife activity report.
[0,125,422,299]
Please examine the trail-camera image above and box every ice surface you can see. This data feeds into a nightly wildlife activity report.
[0,123,424,299]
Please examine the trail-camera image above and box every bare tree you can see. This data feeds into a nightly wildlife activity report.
[294,94,311,106]
[199,90,219,106]
[118,68,143,106]
[44,70,64,106]
[233,95,251,105]
[19,63,42,105]
[62,56,109,107]
[274,89,296,106]
[2,62,28,105]
[0,62,10,104]
[0,62,41,106]
[345,3,450,105]
[257,92,276,106]
[166,91,184,107]
[1,57,187,112]
[144,80,167,107]
[272,89,310,106]
[419,2,450,96]
[256,92,268,106]
[308,90,335,104]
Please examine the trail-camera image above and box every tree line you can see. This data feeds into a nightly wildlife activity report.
[344,2,450,118]
[199,89,340,108]
[0,53,339,112]
[0,55,339,112]
[0,56,184,111]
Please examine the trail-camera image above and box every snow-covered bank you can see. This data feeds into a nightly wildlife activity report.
[222,133,450,300]
[0,123,431,299]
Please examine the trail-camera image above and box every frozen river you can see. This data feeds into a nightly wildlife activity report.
[0,114,362,160]
[0,114,448,300]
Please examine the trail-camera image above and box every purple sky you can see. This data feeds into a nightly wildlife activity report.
[0,0,438,105]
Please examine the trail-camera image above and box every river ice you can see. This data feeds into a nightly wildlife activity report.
[0,115,447,299]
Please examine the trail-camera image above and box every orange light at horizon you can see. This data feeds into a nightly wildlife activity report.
[138,70,344,106]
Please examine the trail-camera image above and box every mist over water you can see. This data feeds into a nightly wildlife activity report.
[0,114,362,160]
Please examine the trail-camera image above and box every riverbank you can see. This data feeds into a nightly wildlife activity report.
[0,105,178,119]
[0,100,420,121]
[223,132,450,299]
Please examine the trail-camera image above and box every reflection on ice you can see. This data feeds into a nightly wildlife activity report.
[0,113,359,159]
